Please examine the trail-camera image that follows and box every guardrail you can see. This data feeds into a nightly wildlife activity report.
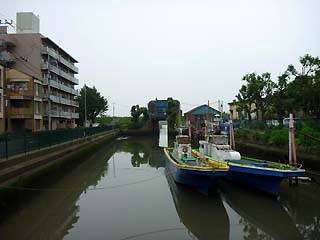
[0,125,118,160]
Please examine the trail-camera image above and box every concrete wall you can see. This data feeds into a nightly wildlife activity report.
[1,33,43,80]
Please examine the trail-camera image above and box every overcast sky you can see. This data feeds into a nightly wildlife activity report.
[2,0,320,116]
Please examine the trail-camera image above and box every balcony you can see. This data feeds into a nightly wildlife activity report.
[59,70,79,85]
[47,94,79,108]
[41,62,49,70]
[8,89,33,99]
[71,112,79,119]
[70,100,79,107]
[43,78,79,96]
[42,46,79,73]
[41,47,59,59]
[49,95,60,103]
[59,56,79,73]
[45,110,79,119]
[10,108,33,118]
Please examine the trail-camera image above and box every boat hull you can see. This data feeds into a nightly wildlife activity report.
[164,149,227,194]
[226,164,305,195]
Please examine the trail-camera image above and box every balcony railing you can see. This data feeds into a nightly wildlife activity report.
[45,110,79,119]
[59,56,79,73]
[9,89,33,99]
[10,108,33,118]
[43,78,79,96]
[49,95,60,103]
[72,112,79,118]
[41,47,59,59]
[47,94,79,108]
[42,46,79,73]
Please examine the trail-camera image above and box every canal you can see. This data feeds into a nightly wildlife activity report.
[0,136,319,240]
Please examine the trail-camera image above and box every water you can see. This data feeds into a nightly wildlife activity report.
[0,137,319,240]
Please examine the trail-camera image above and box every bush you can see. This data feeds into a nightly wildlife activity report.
[268,129,288,145]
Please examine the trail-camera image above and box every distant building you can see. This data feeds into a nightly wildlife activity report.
[184,104,221,128]
[148,99,168,121]
[0,65,4,132]
[228,101,257,120]
[0,12,79,132]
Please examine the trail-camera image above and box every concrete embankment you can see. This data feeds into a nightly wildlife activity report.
[0,129,119,190]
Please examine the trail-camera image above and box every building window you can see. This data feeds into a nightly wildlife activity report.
[11,100,30,108]
[34,83,41,97]
[0,68,3,88]
[9,82,28,90]
[35,120,40,130]
[35,102,41,115]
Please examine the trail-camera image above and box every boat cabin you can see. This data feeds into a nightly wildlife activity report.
[199,134,241,161]
[173,135,193,160]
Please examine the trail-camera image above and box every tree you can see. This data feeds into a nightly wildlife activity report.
[131,105,141,123]
[269,72,292,120]
[286,54,320,117]
[130,105,149,129]
[167,97,180,131]
[237,72,275,120]
[77,85,108,126]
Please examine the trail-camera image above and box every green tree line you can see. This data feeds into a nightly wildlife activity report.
[235,54,320,120]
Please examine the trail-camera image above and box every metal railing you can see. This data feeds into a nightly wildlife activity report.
[0,125,118,159]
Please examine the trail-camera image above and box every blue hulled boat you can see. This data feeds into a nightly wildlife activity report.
[164,135,229,194]
[198,134,305,195]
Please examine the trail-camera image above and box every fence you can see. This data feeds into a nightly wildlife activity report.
[0,125,118,160]
[234,119,320,130]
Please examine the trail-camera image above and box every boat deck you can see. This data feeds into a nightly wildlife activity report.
[227,157,300,171]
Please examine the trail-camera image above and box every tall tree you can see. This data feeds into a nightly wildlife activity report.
[286,54,320,117]
[167,97,180,131]
[131,105,141,123]
[77,85,108,126]
[237,72,275,120]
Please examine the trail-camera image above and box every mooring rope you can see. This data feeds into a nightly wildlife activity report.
[118,227,186,240]
[0,173,163,192]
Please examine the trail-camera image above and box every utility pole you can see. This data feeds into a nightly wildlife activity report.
[112,102,115,118]
[84,83,87,127]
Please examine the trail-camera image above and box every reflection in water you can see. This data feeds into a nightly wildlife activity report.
[221,181,302,240]
[117,137,165,168]
[0,137,318,240]
[165,169,230,240]
[0,142,116,240]
[280,183,320,240]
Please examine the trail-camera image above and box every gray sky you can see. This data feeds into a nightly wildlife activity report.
[2,0,320,116]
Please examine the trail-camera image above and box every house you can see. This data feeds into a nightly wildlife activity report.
[184,104,221,129]
[228,101,257,120]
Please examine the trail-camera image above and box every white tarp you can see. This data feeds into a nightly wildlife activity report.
[159,120,168,148]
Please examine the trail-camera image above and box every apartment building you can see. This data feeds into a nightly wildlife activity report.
[0,12,79,131]
[0,65,4,132]
[6,69,43,132]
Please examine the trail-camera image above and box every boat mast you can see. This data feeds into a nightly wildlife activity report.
[288,113,297,166]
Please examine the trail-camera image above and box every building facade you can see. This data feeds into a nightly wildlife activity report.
[6,69,43,132]
[184,104,221,128]
[0,65,4,132]
[228,101,257,120]
[0,12,79,132]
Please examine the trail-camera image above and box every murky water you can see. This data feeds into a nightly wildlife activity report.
[0,137,319,240]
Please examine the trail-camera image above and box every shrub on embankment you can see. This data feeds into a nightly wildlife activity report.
[235,127,320,154]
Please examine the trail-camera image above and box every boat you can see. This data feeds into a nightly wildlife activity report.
[165,168,230,240]
[164,135,229,194]
[198,133,305,195]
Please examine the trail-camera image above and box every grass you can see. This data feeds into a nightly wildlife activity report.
[235,127,320,154]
